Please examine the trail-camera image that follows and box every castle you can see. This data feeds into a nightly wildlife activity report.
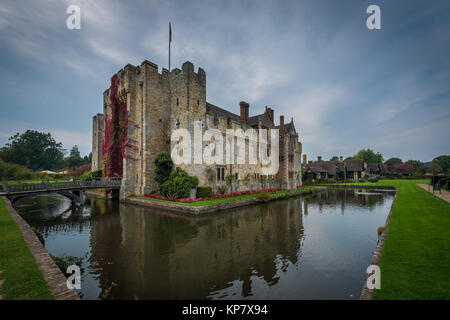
[91,60,302,199]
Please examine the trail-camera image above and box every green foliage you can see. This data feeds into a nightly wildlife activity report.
[352,149,384,163]
[51,255,85,278]
[432,155,450,174]
[154,153,174,191]
[430,162,443,174]
[217,185,227,194]
[64,145,88,168]
[226,174,235,185]
[36,172,49,180]
[196,186,213,198]
[81,169,103,181]
[386,157,403,166]
[0,159,34,181]
[405,160,426,175]
[329,156,339,161]
[160,167,199,198]
[256,191,272,202]
[0,130,65,171]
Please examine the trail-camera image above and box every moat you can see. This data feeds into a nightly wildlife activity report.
[15,188,394,300]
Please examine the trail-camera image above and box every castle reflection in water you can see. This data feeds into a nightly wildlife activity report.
[19,188,393,299]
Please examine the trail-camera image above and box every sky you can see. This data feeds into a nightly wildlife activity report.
[0,0,449,162]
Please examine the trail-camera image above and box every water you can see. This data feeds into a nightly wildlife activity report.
[15,188,394,300]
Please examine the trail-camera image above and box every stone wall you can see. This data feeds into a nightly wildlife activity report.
[91,113,104,171]
[93,59,303,198]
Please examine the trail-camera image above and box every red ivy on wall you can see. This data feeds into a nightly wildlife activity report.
[102,74,128,178]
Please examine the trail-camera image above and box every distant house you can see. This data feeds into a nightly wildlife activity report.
[345,160,363,181]
[365,163,388,177]
[304,158,328,180]
[388,163,414,176]
[302,156,392,182]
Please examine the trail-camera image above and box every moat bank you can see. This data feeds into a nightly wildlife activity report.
[15,188,394,299]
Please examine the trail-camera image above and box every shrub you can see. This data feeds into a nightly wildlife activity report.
[81,169,103,181]
[160,167,199,198]
[36,172,49,180]
[0,159,34,181]
[68,163,91,177]
[197,186,213,198]
[217,185,227,194]
[154,153,173,191]
[377,226,385,237]
[257,191,272,202]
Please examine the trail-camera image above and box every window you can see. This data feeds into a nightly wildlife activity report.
[217,167,225,181]
[235,173,239,180]
[176,98,179,106]
[176,119,180,129]
[197,99,199,106]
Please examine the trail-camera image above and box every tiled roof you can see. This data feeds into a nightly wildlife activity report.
[206,102,240,123]
[346,159,363,171]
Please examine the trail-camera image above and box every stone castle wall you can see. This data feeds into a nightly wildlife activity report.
[93,60,302,198]
[91,113,104,171]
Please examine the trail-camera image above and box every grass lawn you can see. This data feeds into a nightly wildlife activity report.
[130,186,321,207]
[4,180,71,186]
[0,197,53,300]
[338,179,450,299]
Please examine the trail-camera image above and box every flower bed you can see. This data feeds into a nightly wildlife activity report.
[144,188,281,203]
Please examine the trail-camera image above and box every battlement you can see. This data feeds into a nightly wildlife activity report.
[104,59,206,93]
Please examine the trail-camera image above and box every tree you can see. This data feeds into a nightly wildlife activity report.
[154,153,174,191]
[0,130,65,171]
[405,160,426,175]
[65,145,85,168]
[352,149,384,163]
[160,167,199,198]
[386,157,403,166]
[432,155,450,174]
[430,162,443,175]
[329,156,339,162]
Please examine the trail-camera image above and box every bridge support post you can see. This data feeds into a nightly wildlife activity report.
[111,189,120,200]
[71,189,85,207]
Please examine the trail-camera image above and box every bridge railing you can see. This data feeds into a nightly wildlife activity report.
[1,178,122,194]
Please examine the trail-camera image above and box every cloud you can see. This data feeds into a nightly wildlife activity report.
[0,0,449,163]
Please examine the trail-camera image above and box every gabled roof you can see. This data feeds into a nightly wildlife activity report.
[346,159,363,171]
[366,163,380,172]
[336,162,345,172]
[321,161,336,175]
[248,108,274,128]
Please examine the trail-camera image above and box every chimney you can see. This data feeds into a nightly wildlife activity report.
[269,108,274,126]
[318,156,322,163]
[280,115,284,133]
[240,101,249,124]
[339,156,343,162]
[303,154,307,164]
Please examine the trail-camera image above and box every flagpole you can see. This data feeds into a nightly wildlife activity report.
[169,22,171,71]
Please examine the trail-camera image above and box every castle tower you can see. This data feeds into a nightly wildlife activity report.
[92,113,104,171]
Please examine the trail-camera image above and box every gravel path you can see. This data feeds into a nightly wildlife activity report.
[417,184,450,203]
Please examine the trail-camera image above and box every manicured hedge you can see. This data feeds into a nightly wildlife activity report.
[196,186,212,198]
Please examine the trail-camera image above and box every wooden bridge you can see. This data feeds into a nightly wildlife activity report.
[0,179,121,207]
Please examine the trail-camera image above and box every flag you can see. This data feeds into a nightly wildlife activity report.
[169,22,172,43]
